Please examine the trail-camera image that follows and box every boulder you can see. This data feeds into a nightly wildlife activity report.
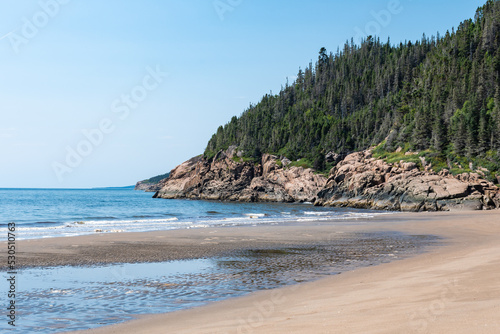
[325,151,343,164]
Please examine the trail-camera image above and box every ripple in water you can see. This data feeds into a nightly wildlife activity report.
[6,232,440,333]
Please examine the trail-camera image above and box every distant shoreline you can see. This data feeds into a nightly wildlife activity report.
[91,185,135,190]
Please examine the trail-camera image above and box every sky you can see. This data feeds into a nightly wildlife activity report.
[0,0,486,188]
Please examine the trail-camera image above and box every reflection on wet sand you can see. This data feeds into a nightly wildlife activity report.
[15,232,439,333]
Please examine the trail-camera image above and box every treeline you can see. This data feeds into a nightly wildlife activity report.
[205,1,500,173]
[140,172,170,184]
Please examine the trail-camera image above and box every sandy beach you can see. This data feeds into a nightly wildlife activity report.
[11,210,500,333]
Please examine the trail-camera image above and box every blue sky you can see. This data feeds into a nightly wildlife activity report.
[0,0,485,188]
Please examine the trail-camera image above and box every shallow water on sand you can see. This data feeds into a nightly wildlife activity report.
[3,232,440,333]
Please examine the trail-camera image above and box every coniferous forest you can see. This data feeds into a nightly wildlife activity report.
[205,1,500,179]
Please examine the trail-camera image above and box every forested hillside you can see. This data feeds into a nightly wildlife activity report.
[205,0,500,178]
[139,172,170,185]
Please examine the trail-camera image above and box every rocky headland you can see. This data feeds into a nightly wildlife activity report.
[135,172,171,192]
[152,147,500,211]
[153,147,326,203]
[135,181,162,192]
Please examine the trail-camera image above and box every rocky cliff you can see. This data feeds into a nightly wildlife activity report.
[153,148,327,203]
[152,148,500,211]
[314,150,500,211]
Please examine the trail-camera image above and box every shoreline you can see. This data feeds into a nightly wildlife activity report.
[7,214,400,269]
[60,210,500,334]
[6,210,500,333]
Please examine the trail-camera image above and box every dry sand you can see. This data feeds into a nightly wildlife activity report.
[25,210,500,333]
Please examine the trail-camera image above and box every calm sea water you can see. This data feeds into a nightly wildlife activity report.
[0,188,389,240]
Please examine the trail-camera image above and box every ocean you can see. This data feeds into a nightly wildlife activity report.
[0,188,388,240]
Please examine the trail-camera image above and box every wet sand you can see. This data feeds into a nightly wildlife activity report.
[14,230,436,333]
[7,210,500,333]
[63,210,500,334]
[8,217,426,269]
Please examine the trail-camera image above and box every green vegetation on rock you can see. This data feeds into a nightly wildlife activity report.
[140,172,170,185]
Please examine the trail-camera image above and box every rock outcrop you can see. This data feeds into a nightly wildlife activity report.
[152,147,500,211]
[315,150,500,211]
[135,181,162,192]
[153,149,327,203]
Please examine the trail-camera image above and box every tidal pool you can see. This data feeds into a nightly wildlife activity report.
[1,232,439,333]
